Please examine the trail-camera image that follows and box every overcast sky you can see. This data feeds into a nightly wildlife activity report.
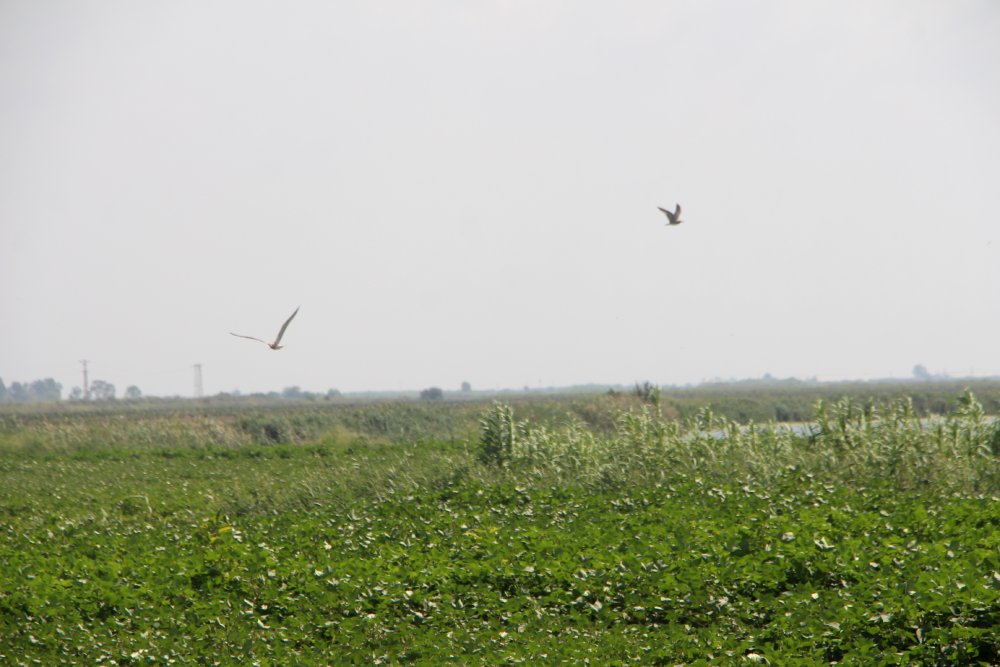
[2,1,999,397]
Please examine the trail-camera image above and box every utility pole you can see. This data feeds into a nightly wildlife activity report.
[193,363,203,398]
[80,360,90,400]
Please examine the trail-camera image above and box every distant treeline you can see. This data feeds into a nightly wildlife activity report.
[0,377,61,403]
[3,378,1000,437]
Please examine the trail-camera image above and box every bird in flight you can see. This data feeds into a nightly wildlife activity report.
[230,306,300,350]
[658,204,683,225]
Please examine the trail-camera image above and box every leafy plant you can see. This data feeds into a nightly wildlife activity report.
[1,391,998,664]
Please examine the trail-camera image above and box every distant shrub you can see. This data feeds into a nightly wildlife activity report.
[632,381,661,405]
[237,415,291,445]
[420,387,444,401]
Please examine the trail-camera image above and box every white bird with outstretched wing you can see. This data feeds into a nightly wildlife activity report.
[230,306,299,350]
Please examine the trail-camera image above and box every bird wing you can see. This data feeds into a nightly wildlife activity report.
[658,206,678,224]
[230,332,270,346]
[674,204,682,217]
[272,306,300,346]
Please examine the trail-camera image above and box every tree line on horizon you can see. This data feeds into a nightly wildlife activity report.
[0,377,145,403]
[0,377,62,403]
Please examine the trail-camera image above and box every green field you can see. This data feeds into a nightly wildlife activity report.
[1,386,999,664]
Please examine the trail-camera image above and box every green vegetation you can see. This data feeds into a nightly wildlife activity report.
[1,386,998,664]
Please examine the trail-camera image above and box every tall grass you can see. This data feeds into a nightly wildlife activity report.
[478,390,1000,492]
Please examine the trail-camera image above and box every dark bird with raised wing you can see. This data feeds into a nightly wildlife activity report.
[230,306,300,350]
[658,204,683,225]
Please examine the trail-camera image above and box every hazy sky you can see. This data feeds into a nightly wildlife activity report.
[2,1,999,397]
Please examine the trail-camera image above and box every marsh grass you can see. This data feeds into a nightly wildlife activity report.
[480,390,1000,493]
